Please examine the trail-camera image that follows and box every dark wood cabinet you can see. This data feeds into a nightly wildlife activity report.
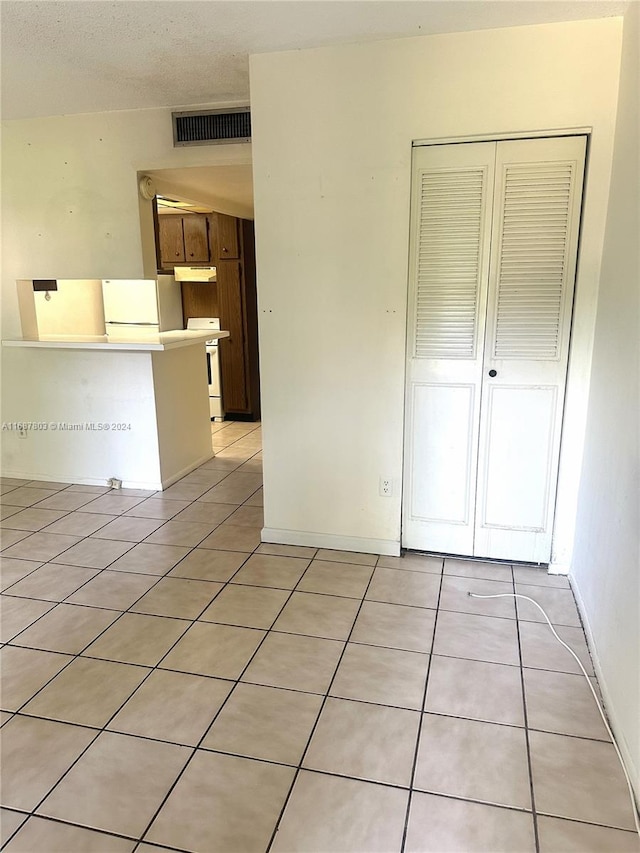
[183,216,209,262]
[212,213,240,259]
[158,216,185,265]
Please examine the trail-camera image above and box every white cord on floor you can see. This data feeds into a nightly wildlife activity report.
[467,590,640,837]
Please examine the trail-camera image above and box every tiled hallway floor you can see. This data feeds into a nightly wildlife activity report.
[1,420,638,852]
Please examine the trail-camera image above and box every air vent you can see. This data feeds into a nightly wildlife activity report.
[172,108,251,147]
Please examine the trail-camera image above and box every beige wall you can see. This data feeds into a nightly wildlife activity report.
[571,4,640,798]
[250,18,622,555]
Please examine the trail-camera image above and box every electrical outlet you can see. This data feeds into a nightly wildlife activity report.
[108,477,122,489]
[379,476,393,497]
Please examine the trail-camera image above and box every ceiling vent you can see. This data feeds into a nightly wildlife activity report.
[172,107,251,147]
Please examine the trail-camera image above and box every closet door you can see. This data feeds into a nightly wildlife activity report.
[474,136,586,562]
[402,142,495,555]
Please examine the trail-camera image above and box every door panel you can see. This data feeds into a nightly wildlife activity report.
[183,216,210,263]
[402,141,496,554]
[216,261,248,413]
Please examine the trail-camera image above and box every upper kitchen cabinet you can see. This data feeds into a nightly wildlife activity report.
[158,214,210,269]
[210,213,240,260]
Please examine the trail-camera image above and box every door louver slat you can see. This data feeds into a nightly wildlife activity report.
[414,168,486,359]
[493,162,576,360]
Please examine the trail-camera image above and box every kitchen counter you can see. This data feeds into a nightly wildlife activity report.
[2,329,229,352]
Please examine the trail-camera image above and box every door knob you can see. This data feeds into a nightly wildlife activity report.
[488,369,497,377]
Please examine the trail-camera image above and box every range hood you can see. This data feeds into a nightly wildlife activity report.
[173,266,217,283]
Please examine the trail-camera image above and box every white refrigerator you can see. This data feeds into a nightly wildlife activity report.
[102,276,183,337]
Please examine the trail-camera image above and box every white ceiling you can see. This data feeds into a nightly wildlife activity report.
[0,0,629,121]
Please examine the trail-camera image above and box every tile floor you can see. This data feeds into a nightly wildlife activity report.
[1,420,639,852]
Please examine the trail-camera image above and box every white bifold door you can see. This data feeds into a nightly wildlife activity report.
[402,136,586,563]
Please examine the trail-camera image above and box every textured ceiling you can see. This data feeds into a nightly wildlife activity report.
[0,0,628,121]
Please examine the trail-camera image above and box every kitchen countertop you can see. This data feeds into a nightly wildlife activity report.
[2,329,230,352]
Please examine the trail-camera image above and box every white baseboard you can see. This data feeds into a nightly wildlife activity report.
[570,576,640,804]
[261,527,401,557]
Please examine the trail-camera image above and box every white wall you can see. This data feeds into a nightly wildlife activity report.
[1,106,251,473]
[570,4,640,797]
[250,19,622,555]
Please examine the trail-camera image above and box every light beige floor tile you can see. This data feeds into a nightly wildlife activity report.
[405,793,535,853]
[433,610,520,665]
[118,488,157,497]
[537,815,640,852]
[0,487,60,507]
[198,523,262,552]
[350,601,436,653]
[296,559,372,599]
[167,547,247,581]
[32,491,99,511]
[242,632,344,694]
[3,564,98,601]
[170,501,235,525]
[11,603,119,654]
[439,575,516,619]
[315,548,377,566]
[518,620,594,675]
[24,481,68,490]
[160,621,265,679]
[202,682,322,764]
[444,557,513,582]
[90,515,164,541]
[49,537,133,569]
[41,511,117,536]
[0,809,27,846]
[0,530,32,550]
[199,472,263,505]
[199,584,289,628]
[256,542,317,559]
[523,668,610,740]
[178,468,229,486]
[1,646,72,710]
[0,505,23,521]
[83,612,190,666]
[124,497,191,519]
[0,557,43,590]
[244,487,263,506]
[304,697,419,786]
[22,656,149,726]
[157,481,212,501]
[0,596,55,642]
[131,577,223,619]
[65,484,111,494]
[272,770,408,853]
[0,478,31,487]
[3,818,136,853]
[273,591,360,640]
[66,570,158,609]
[235,458,263,474]
[106,542,190,575]
[37,731,190,837]
[415,714,531,808]
[145,751,294,852]
[425,655,525,725]
[226,505,264,527]
[513,566,570,588]
[231,552,309,588]
[2,532,80,561]
[366,566,440,608]
[330,642,429,710]
[108,669,232,745]
[77,494,147,515]
[530,730,638,830]
[515,583,581,627]
[144,520,216,546]
[1,507,67,531]
[200,456,242,471]
[0,715,96,810]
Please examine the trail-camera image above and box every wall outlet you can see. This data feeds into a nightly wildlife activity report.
[108,477,122,489]
[379,476,393,497]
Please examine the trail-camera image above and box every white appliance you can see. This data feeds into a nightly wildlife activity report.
[102,276,183,337]
[173,267,217,283]
[187,317,225,421]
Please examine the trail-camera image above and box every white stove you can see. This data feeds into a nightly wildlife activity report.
[187,317,224,421]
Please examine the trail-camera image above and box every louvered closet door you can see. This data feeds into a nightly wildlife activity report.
[474,136,586,562]
[402,142,495,555]
[403,135,586,563]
